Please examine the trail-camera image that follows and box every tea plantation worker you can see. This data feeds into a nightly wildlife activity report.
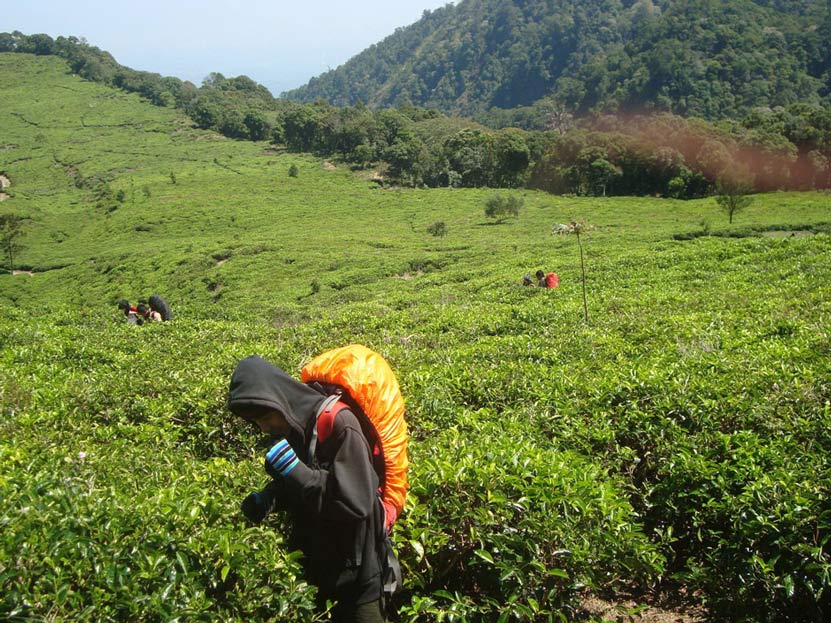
[545,272,559,288]
[522,273,534,286]
[147,294,172,321]
[536,270,559,288]
[117,299,142,325]
[136,302,162,322]
[228,355,389,623]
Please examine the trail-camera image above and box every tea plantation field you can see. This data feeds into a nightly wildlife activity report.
[2,53,831,622]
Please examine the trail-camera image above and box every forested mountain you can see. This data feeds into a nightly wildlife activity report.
[285,0,831,125]
[3,27,830,197]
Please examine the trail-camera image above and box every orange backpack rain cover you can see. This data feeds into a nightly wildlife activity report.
[301,344,409,526]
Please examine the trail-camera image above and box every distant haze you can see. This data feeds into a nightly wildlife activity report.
[4,0,453,96]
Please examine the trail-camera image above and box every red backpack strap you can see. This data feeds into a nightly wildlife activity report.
[318,398,348,443]
[307,395,349,461]
[382,499,398,532]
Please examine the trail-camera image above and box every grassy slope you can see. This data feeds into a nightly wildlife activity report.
[3,53,829,319]
[2,53,831,621]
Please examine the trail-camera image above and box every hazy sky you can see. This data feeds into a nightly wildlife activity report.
[6,1,454,96]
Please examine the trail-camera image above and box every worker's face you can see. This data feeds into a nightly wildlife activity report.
[236,406,291,436]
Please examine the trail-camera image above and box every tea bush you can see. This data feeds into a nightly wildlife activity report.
[398,415,664,621]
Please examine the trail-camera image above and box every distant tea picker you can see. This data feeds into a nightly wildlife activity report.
[536,270,559,289]
[522,270,559,288]
[117,294,172,324]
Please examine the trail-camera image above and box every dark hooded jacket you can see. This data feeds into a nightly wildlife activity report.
[228,355,385,606]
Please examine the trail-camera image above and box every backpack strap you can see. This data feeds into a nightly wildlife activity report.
[307,394,349,462]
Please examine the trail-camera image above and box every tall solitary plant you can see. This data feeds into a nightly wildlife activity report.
[554,220,594,322]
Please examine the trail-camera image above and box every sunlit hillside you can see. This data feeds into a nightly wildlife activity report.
[2,52,831,622]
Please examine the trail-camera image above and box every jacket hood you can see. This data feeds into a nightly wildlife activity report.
[228,355,325,444]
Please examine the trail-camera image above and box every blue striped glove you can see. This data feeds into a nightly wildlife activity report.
[264,438,300,479]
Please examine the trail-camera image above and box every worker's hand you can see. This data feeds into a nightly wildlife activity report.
[264,438,300,479]
[241,492,269,524]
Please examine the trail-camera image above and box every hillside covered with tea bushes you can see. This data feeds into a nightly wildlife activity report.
[2,50,831,622]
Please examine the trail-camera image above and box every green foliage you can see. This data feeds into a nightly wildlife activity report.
[0,314,320,622]
[0,212,25,272]
[426,221,447,238]
[3,51,831,622]
[284,0,831,124]
[288,164,299,178]
[4,33,831,196]
[484,194,523,223]
[399,420,663,621]
[243,111,271,142]
[715,172,755,224]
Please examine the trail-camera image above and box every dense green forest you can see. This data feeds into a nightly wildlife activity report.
[286,0,831,123]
